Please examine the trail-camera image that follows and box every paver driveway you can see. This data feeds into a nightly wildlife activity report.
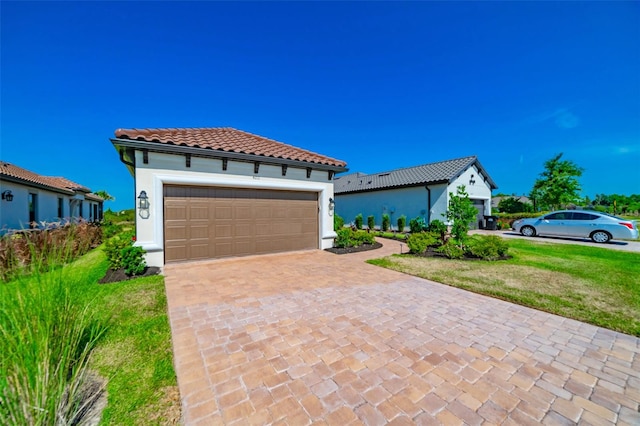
[164,240,640,425]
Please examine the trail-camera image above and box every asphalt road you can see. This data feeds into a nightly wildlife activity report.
[470,229,640,253]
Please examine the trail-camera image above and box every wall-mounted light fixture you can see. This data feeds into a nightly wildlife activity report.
[328,197,335,216]
[1,190,13,202]
[469,174,476,185]
[138,190,150,219]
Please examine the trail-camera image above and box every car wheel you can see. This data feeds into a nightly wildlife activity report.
[591,231,611,243]
[521,226,536,237]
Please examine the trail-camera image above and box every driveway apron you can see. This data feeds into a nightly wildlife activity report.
[163,239,640,425]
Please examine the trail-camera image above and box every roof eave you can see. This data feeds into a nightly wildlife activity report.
[335,180,449,195]
[111,138,348,173]
[0,175,75,195]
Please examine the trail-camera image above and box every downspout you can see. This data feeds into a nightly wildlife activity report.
[425,186,431,223]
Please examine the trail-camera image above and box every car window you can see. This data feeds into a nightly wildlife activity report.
[545,212,570,220]
[599,212,625,220]
[572,212,599,221]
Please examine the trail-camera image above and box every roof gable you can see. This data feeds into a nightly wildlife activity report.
[113,127,347,168]
[335,156,497,194]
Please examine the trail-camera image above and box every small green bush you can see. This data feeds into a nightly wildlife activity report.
[355,214,363,230]
[436,239,465,259]
[426,219,447,236]
[334,228,375,248]
[334,214,345,231]
[467,235,509,260]
[367,215,375,230]
[382,214,391,232]
[397,215,406,232]
[406,232,439,254]
[352,230,375,246]
[121,246,147,275]
[104,232,134,270]
[334,228,353,248]
[409,217,427,234]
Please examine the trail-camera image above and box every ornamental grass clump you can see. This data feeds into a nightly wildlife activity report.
[0,222,101,281]
[0,232,106,425]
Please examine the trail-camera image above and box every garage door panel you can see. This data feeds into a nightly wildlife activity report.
[215,206,233,219]
[164,185,318,263]
[165,225,187,240]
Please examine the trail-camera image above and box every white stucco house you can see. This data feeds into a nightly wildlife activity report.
[0,161,104,233]
[111,127,347,267]
[334,156,498,230]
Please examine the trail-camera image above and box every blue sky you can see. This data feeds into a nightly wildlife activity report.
[2,1,639,211]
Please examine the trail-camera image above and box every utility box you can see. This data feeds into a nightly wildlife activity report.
[484,215,498,230]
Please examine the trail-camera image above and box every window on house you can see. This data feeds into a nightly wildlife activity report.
[29,193,37,227]
[79,201,83,218]
[58,198,64,219]
[93,204,98,222]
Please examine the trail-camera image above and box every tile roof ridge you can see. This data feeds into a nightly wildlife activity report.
[227,128,339,162]
[359,155,478,176]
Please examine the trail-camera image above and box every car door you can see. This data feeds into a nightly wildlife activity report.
[564,212,600,238]
[536,212,572,236]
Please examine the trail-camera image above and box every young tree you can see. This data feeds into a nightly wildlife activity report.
[530,153,583,211]
[443,185,478,248]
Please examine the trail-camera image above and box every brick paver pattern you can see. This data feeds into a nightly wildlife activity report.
[164,239,640,425]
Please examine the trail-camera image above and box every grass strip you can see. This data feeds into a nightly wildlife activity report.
[368,238,640,336]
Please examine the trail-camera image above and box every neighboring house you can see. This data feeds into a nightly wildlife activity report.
[0,161,104,233]
[334,156,498,230]
[111,127,347,267]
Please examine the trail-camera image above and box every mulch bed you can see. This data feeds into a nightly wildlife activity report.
[412,246,511,261]
[324,242,383,255]
[99,266,161,284]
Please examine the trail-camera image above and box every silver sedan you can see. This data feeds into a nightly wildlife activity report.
[512,210,639,243]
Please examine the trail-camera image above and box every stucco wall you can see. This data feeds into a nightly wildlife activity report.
[335,186,423,230]
[335,164,494,231]
[0,181,72,232]
[133,151,337,267]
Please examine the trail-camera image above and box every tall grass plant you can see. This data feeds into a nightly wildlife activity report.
[0,231,106,425]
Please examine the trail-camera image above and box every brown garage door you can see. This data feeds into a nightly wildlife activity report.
[164,185,319,263]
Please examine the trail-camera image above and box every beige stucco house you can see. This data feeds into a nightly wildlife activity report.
[111,127,347,267]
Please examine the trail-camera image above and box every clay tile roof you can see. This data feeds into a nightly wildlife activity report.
[0,161,91,194]
[114,127,347,168]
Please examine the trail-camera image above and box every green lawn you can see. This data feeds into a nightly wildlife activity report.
[368,238,640,336]
[1,247,179,425]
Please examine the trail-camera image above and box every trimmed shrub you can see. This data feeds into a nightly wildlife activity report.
[382,214,391,232]
[355,214,363,230]
[409,217,426,234]
[397,215,406,232]
[352,230,375,246]
[436,239,465,259]
[334,214,345,231]
[334,228,353,248]
[426,219,447,241]
[467,235,509,260]
[104,231,135,270]
[406,232,439,254]
[121,246,147,276]
[367,215,375,231]
[334,228,375,248]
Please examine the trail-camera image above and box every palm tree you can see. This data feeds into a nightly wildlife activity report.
[94,190,114,202]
